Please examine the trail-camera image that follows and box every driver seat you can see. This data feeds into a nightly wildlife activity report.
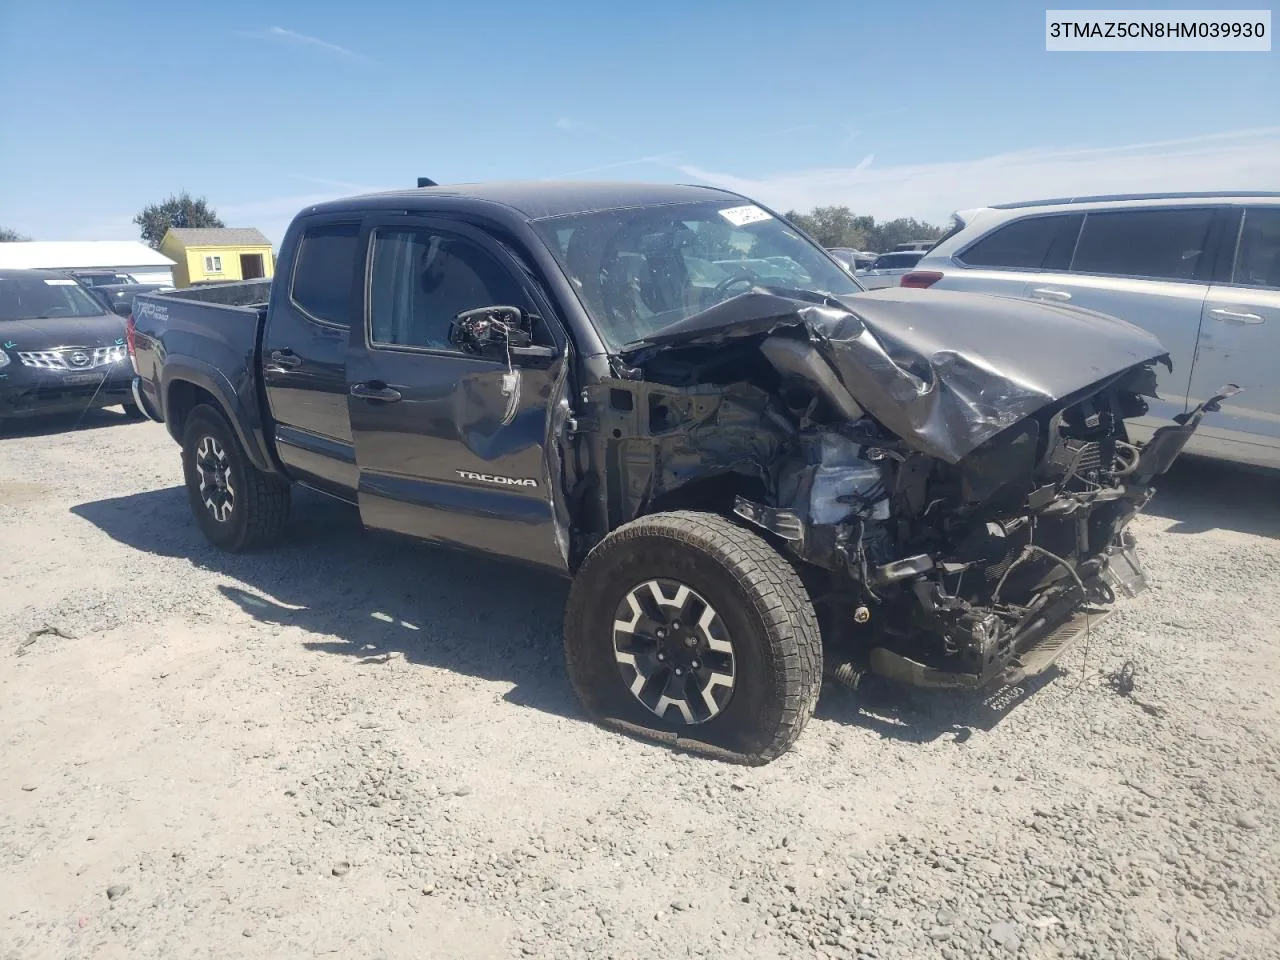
[639,242,693,315]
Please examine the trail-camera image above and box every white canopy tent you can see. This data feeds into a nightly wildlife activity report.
[0,241,176,285]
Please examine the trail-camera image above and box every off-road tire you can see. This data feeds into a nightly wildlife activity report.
[564,510,823,765]
[180,403,290,552]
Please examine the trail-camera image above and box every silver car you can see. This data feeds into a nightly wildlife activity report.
[855,251,924,289]
[906,192,1280,469]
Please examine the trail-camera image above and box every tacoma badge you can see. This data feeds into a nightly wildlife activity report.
[455,470,538,487]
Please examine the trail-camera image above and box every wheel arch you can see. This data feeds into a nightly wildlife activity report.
[642,470,770,519]
[161,361,274,474]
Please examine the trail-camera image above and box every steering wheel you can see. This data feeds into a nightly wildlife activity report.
[712,272,756,300]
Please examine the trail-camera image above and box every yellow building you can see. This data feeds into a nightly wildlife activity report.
[160,227,275,288]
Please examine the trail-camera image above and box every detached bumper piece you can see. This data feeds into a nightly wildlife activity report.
[869,541,1144,691]
[869,605,1113,691]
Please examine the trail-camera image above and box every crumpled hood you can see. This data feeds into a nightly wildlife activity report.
[622,286,1170,464]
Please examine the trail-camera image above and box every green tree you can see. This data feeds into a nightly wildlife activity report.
[868,217,946,253]
[783,206,948,253]
[783,206,874,249]
[0,227,30,242]
[133,192,224,249]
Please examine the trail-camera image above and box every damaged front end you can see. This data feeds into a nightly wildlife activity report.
[579,287,1233,693]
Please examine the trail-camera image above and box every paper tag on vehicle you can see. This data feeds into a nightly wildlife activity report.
[43,278,76,286]
[718,205,773,227]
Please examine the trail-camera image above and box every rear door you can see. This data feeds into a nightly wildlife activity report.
[1023,205,1224,433]
[345,215,570,573]
[1186,205,1280,466]
[261,217,364,499]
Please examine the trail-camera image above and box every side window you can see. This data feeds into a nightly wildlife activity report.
[368,227,527,351]
[1232,207,1280,290]
[291,221,361,326]
[1071,208,1215,281]
[959,214,1082,270]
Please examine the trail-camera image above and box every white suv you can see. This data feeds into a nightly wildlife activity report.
[906,193,1280,469]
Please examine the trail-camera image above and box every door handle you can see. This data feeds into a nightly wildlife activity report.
[1208,307,1264,325]
[269,349,301,367]
[350,381,402,403]
[1031,287,1072,301]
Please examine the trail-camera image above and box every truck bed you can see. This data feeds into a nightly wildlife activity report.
[130,280,274,469]
[158,278,272,310]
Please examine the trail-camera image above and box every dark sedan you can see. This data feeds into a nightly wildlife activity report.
[82,281,173,316]
[0,269,140,423]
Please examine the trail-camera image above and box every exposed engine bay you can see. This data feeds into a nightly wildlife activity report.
[576,287,1234,689]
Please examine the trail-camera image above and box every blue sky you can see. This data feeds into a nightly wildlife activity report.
[1,0,1276,244]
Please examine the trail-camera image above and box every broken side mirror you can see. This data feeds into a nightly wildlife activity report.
[449,305,557,361]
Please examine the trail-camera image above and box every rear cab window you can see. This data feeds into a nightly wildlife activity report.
[1070,208,1215,282]
[290,221,362,327]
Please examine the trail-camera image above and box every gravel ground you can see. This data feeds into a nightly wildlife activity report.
[1,410,1278,960]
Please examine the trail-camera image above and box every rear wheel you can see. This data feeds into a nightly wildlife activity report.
[564,510,823,765]
[180,404,290,552]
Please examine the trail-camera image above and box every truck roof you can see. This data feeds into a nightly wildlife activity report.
[305,180,748,222]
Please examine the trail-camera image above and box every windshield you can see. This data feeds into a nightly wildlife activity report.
[0,275,109,321]
[533,201,862,350]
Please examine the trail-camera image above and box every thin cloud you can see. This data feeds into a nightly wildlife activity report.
[244,26,373,63]
[543,153,683,180]
[555,117,577,131]
[675,127,1280,222]
[741,123,823,143]
[287,174,386,193]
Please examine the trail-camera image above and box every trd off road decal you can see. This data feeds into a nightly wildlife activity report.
[133,301,168,323]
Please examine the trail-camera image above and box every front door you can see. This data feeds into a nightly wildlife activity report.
[1187,205,1280,467]
[345,217,570,573]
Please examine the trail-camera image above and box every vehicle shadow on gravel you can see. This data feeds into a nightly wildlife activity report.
[1147,456,1280,539]
[71,484,1082,742]
[0,406,138,438]
[71,485,580,721]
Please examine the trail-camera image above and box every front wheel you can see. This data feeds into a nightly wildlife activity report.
[180,404,290,552]
[564,511,823,765]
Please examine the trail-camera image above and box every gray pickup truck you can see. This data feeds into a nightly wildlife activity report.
[128,181,1229,764]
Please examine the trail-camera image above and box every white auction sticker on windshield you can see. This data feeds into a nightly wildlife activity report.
[718,205,773,227]
[43,278,76,285]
